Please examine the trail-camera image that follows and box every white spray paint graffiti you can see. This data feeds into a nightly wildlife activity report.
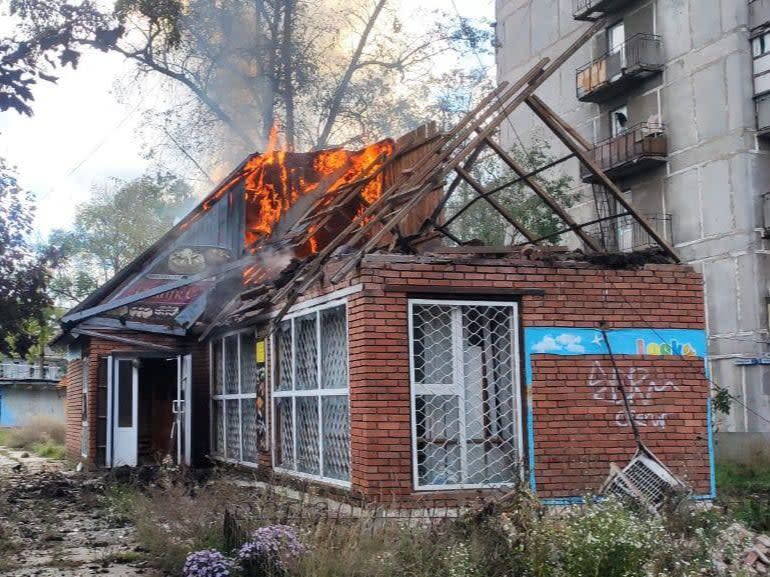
[588,361,678,429]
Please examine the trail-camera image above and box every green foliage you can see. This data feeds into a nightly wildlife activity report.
[0,158,55,357]
[717,462,770,532]
[446,136,578,246]
[31,440,66,460]
[48,172,193,305]
[712,386,732,416]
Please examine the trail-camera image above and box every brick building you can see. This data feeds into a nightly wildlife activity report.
[55,51,715,505]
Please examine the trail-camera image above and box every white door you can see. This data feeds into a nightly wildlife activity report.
[175,354,193,465]
[113,359,138,467]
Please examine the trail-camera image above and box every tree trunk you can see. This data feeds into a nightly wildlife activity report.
[282,0,296,150]
[315,0,388,150]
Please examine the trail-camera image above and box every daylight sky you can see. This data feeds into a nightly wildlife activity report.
[0,0,494,239]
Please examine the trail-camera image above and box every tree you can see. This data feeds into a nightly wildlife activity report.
[4,0,493,174]
[48,172,193,304]
[446,136,580,246]
[0,0,111,115]
[0,157,55,357]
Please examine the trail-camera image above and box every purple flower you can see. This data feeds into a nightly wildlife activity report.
[183,549,234,577]
[237,524,308,570]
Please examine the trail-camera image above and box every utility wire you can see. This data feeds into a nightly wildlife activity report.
[448,0,535,166]
[602,270,770,428]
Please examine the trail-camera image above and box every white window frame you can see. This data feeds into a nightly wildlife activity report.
[210,329,260,467]
[408,299,524,491]
[271,298,351,488]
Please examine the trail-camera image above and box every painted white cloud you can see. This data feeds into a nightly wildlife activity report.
[532,333,586,354]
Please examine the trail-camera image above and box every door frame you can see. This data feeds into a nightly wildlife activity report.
[106,351,190,468]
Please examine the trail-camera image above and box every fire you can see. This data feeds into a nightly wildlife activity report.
[242,137,394,250]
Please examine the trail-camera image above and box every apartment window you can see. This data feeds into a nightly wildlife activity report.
[753,32,770,58]
[81,361,89,458]
[409,300,521,490]
[608,21,626,79]
[211,332,260,465]
[272,302,350,485]
[610,105,629,137]
[615,192,633,252]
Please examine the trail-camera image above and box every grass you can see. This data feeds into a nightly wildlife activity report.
[716,461,770,532]
[105,472,745,577]
[31,440,66,460]
[0,419,66,460]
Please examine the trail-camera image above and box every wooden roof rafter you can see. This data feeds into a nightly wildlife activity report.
[209,16,680,335]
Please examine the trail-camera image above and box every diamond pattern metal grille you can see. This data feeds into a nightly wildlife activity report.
[226,399,241,460]
[241,399,258,463]
[412,304,454,385]
[296,315,318,390]
[411,301,520,488]
[213,342,223,395]
[212,400,224,457]
[273,304,350,484]
[296,397,320,475]
[321,307,347,389]
[275,398,294,469]
[276,321,293,391]
[225,335,239,394]
[240,333,258,394]
[322,396,350,480]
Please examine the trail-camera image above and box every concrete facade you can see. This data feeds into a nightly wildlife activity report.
[0,384,64,427]
[496,0,770,458]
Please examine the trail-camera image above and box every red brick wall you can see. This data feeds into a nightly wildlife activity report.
[333,255,709,506]
[531,355,711,498]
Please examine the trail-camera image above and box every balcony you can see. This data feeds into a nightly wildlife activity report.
[573,0,637,21]
[580,123,668,183]
[0,362,62,382]
[576,34,664,103]
[757,93,770,136]
[587,213,672,252]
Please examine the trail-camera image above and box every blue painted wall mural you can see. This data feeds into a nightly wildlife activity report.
[522,327,714,504]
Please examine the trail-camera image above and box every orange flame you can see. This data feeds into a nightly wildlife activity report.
[242,134,394,251]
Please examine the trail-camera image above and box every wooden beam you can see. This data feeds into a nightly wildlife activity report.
[82,317,188,336]
[482,136,602,252]
[454,166,539,242]
[72,329,179,352]
[526,96,679,261]
[441,151,575,231]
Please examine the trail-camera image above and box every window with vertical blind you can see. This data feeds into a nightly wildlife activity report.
[409,300,522,490]
[272,301,350,486]
[210,332,260,465]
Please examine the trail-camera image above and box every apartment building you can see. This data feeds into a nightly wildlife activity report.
[496,0,770,459]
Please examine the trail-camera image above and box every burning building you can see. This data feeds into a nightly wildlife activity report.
[54,20,714,507]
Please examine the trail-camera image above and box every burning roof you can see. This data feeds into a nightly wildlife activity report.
[59,16,678,342]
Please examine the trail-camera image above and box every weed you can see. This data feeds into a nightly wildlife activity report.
[31,440,65,460]
[102,484,139,525]
[98,550,145,565]
[716,462,770,532]
[4,417,65,449]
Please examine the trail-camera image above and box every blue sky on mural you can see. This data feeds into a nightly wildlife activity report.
[525,328,708,358]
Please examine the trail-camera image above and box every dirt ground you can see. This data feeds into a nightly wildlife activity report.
[0,446,159,577]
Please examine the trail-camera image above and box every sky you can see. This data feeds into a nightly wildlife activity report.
[0,0,494,239]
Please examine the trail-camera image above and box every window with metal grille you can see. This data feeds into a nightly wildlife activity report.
[409,300,522,490]
[272,301,350,486]
[210,332,260,465]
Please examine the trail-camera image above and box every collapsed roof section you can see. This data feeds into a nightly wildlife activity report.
[58,15,678,343]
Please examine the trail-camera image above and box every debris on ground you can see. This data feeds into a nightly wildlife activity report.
[0,445,159,577]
